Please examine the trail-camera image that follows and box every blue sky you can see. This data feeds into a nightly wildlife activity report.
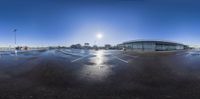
[0,0,200,47]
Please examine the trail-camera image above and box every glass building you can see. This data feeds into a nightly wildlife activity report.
[120,40,188,51]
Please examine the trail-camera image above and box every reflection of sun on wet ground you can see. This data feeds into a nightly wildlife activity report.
[79,50,113,81]
[95,50,104,65]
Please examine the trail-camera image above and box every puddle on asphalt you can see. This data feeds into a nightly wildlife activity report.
[185,50,200,56]
[79,50,113,82]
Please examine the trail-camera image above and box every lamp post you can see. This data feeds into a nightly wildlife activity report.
[13,29,17,55]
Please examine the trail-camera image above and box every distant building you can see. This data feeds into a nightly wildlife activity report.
[117,44,124,50]
[105,44,111,50]
[84,43,89,46]
[15,46,29,50]
[83,43,90,49]
[119,40,189,51]
[93,45,98,50]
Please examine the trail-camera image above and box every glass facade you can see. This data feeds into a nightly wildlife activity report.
[123,41,185,51]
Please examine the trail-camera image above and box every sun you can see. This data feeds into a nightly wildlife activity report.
[96,33,103,39]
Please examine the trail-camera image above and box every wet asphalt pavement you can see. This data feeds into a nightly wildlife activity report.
[0,49,200,99]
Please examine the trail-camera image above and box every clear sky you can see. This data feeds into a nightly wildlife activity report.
[0,0,200,47]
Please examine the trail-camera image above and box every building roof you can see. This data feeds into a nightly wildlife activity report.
[123,39,187,46]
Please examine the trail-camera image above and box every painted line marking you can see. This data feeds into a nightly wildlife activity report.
[123,54,138,58]
[112,55,129,63]
[57,50,82,57]
[71,55,91,63]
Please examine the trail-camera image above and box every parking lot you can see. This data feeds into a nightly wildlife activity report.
[0,49,200,99]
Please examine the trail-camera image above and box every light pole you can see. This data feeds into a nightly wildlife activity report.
[13,29,17,55]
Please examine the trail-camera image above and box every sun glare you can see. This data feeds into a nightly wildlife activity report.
[96,33,103,39]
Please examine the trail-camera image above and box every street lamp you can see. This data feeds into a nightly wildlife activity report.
[13,29,17,55]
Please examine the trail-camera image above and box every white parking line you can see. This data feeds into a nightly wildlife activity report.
[113,55,129,63]
[57,50,82,57]
[123,54,138,58]
[71,55,91,63]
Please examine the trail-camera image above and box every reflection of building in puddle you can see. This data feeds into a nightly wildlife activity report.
[80,50,113,81]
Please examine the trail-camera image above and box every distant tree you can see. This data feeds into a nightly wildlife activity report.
[24,46,28,50]
[70,44,82,49]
